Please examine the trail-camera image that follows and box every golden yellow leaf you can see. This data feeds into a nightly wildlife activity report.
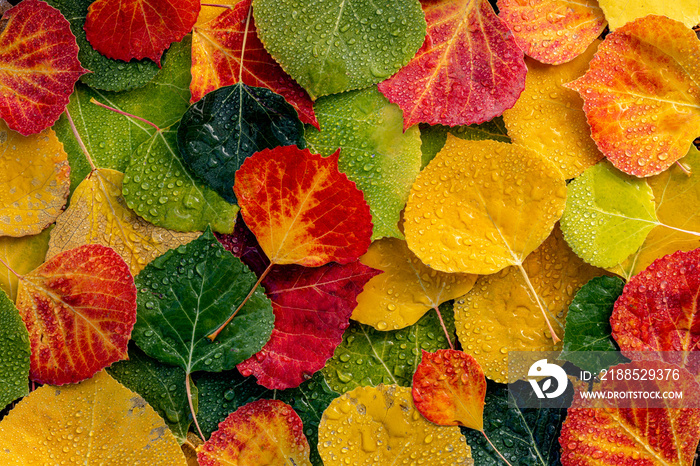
[454,226,604,383]
[0,371,187,465]
[47,168,198,276]
[318,384,472,465]
[599,0,700,30]
[0,124,69,237]
[404,136,567,275]
[196,0,241,27]
[0,228,50,301]
[503,41,604,179]
[352,237,476,330]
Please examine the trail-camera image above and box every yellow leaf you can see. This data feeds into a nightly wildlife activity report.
[404,136,567,275]
[352,237,476,330]
[0,371,187,465]
[0,124,69,237]
[196,0,241,27]
[0,228,50,301]
[318,384,471,465]
[454,226,605,383]
[503,40,604,179]
[47,168,198,276]
[599,0,700,30]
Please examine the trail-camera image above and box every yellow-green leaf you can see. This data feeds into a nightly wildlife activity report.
[599,0,700,30]
[0,228,50,301]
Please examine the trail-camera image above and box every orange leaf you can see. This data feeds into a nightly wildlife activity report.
[497,0,606,65]
[16,244,137,385]
[412,349,486,431]
[567,15,700,176]
[234,146,372,267]
[0,0,86,135]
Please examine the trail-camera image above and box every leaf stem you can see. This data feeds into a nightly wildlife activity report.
[676,160,692,176]
[660,223,700,237]
[89,98,162,132]
[481,430,514,466]
[238,2,253,83]
[0,256,20,279]
[65,108,96,171]
[200,2,234,7]
[516,263,560,343]
[185,373,205,440]
[433,305,454,350]
[207,262,273,341]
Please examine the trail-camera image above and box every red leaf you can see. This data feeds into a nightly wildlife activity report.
[15,244,137,385]
[234,146,373,267]
[191,0,318,128]
[378,0,527,129]
[0,0,87,135]
[84,0,200,66]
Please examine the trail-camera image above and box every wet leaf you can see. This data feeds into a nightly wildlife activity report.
[47,168,199,276]
[455,226,604,382]
[0,0,87,135]
[235,146,372,266]
[567,15,700,176]
[85,0,199,65]
[322,303,455,393]
[559,276,626,374]
[412,349,486,430]
[599,0,700,30]
[252,0,426,98]
[498,0,606,65]
[197,399,311,466]
[378,0,527,129]
[351,237,476,331]
[404,136,567,274]
[306,87,422,240]
[16,244,137,385]
[0,371,187,465]
[503,41,604,179]
[318,384,471,465]
[44,0,161,91]
[178,83,305,203]
[0,228,50,301]
[197,0,241,26]
[123,126,238,233]
[131,229,274,374]
[0,125,70,237]
[0,289,29,411]
[108,344,196,444]
[561,160,658,268]
[191,0,317,127]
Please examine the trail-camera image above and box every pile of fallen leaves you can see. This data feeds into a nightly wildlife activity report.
[0,0,699,464]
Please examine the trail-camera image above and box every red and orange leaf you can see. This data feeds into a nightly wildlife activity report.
[0,0,87,135]
[566,15,700,176]
[197,399,311,466]
[497,0,606,65]
[412,349,486,431]
[377,0,526,129]
[234,146,373,267]
[16,244,137,385]
[191,0,318,127]
[84,0,200,65]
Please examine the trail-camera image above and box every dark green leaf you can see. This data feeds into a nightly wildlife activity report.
[177,84,305,203]
[0,289,29,410]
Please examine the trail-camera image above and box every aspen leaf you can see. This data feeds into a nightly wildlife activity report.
[599,0,700,30]
[0,371,187,465]
[48,168,198,276]
[197,0,241,26]
[0,125,69,237]
[0,228,50,301]
[419,119,510,168]
[0,289,29,411]
[352,237,476,331]
[16,244,137,385]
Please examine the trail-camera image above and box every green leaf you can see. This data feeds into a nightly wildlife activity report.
[559,276,627,374]
[419,119,511,168]
[53,36,193,193]
[0,289,29,411]
[194,371,338,466]
[131,228,274,375]
[107,344,195,444]
[561,160,658,267]
[252,0,426,98]
[322,302,455,394]
[306,87,422,240]
[464,381,565,466]
[122,126,238,233]
[177,84,306,203]
[44,0,160,92]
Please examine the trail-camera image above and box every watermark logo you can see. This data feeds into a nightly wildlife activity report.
[527,358,568,399]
